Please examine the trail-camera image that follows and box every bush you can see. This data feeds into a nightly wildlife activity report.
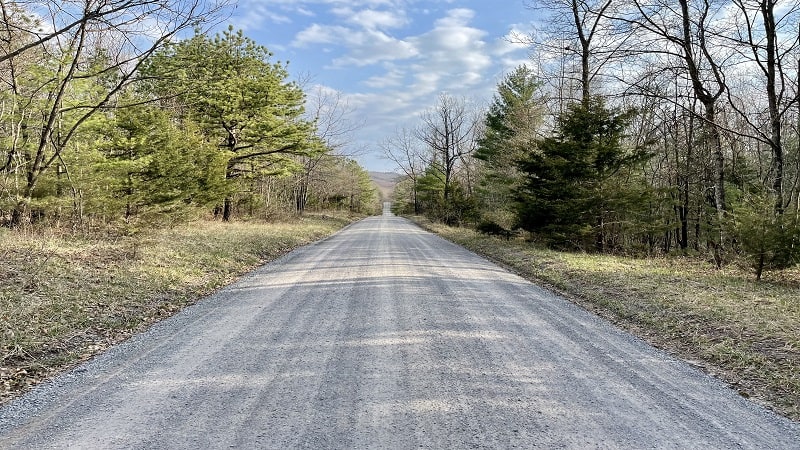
[476,220,511,239]
[731,193,800,280]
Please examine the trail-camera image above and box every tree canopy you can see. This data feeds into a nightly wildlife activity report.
[1,17,375,229]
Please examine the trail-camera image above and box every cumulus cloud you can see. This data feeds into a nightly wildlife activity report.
[231,1,532,170]
[363,65,406,88]
[229,0,296,30]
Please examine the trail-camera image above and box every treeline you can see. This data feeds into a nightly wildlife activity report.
[1,1,377,232]
[386,0,800,280]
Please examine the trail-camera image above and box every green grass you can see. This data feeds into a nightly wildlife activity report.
[0,215,353,403]
[418,219,800,421]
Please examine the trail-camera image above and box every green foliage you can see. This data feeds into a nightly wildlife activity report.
[475,66,543,230]
[390,177,417,215]
[140,27,324,221]
[142,27,319,179]
[322,158,379,214]
[0,19,362,229]
[475,65,543,165]
[415,167,476,225]
[90,103,227,229]
[515,98,650,250]
[730,192,800,280]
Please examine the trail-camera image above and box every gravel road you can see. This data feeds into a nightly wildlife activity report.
[1,213,799,449]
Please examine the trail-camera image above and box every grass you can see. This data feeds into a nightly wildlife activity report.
[0,214,353,403]
[417,219,800,421]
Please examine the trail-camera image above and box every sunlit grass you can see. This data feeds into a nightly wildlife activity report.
[419,219,800,421]
[0,215,352,402]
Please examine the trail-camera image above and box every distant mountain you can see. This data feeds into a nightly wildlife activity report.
[369,171,403,201]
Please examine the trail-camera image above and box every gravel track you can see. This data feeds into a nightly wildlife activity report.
[1,213,798,448]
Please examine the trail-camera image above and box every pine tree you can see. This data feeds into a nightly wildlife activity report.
[475,66,543,230]
[516,98,647,249]
[142,28,321,221]
[94,103,227,229]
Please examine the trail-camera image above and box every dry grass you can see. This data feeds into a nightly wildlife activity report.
[0,215,352,403]
[418,219,800,421]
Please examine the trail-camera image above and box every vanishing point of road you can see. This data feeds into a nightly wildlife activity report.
[1,210,799,448]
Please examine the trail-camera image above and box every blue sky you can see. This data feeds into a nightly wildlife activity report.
[225,0,534,172]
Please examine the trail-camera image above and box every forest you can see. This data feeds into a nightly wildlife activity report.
[4,0,800,280]
[386,0,800,280]
[1,0,379,234]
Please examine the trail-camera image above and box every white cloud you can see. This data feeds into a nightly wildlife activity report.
[296,7,316,17]
[333,7,409,30]
[293,23,348,46]
[363,65,406,88]
[231,1,533,171]
[494,27,530,56]
[406,8,493,90]
[293,24,418,66]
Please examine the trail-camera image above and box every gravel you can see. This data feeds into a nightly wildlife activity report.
[1,213,798,449]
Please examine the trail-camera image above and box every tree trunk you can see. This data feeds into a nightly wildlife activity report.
[756,251,765,282]
[704,105,725,269]
[223,196,232,221]
[10,201,26,227]
[295,181,308,213]
[760,1,785,214]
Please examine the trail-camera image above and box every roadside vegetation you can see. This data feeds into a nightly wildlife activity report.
[417,218,800,421]
[0,215,354,404]
[1,1,379,403]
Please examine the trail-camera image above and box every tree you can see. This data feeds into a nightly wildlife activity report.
[293,86,362,213]
[475,65,544,229]
[381,127,425,214]
[306,156,377,214]
[730,190,800,280]
[0,0,225,226]
[618,0,732,266]
[415,93,479,204]
[94,102,226,227]
[516,98,645,249]
[142,27,319,221]
[522,0,620,111]
[0,0,228,65]
[725,0,800,214]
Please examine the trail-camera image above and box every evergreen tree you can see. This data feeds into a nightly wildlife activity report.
[142,27,321,220]
[516,98,648,249]
[475,66,543,230]
[94,103,227,228]
[730,190,800,280]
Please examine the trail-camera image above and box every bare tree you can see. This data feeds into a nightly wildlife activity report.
[415,93,479,202]
[293,86,362,213]
[616,0,731,266]
[724,0,800,214]
[522,0,623,111]
[381,126,424,214]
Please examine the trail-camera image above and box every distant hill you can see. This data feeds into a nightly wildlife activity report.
[369,172,403,201]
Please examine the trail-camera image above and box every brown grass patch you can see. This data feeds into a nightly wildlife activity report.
[0,215,353,403]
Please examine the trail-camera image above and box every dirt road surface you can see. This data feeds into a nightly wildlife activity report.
[1,213,799,448]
